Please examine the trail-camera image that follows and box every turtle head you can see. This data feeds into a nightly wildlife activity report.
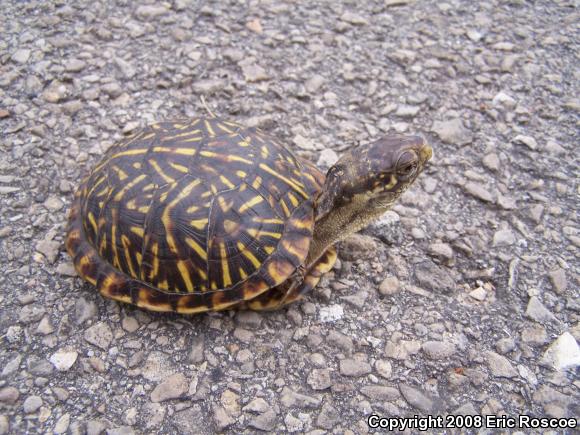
[318,135,432,217]
[308,135,432,264]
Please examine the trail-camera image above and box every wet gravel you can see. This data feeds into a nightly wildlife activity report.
[1,0,579,433]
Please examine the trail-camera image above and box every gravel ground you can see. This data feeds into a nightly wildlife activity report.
[1,0,579,434]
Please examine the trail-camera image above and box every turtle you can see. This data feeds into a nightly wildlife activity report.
[66,117,432,313]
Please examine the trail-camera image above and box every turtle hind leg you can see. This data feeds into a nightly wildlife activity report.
[243,246,338,311]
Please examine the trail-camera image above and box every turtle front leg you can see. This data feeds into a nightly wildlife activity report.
[241,246,338,311]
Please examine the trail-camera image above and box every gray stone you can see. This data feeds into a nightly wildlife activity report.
[101,82,123,98]
[316,401,339,430]
[23,395,42,413]
[340,234,377,260]
[86,419,108,435]
[326,329,354,354]
[65,59,86,72]
[545,140,566,156]
[525,297,557,323]
[307,369,332,390]
[188,337,205,363]
[428,243,454,264]
[548,269,567,294]
[469,287,487,301]
[316,148,338,169]
[513,135,538,150]
[84,322,113,350]
[492,229,515,247]
[35,239,60,263]
[54,413,70,434]
[135,5,168,19]
[121,316,139,333]
[495,338,516,354]
[305,75,325,93]
[50,350,78,371]
[0,415,8,435]
[379,276,400,296]
[483,153,500,171]
[212,405,234,430]
[106,427,136,435]
[464,182,494,203]
[243,398,270,413]
[150,373,188,402]
[12,49,31,64]
[414,260,455,294]
[36,315,55,335]
[192,79,226,94]
[242,63,269,82]
[1,355,22,377]
[422,341,456,359]
[385,339,421,360]
[486,351,518,378]
[395,105,421,118]
[28,358,54,376]
[540,332,580,370]
[375,360,392,378]
[0,387,19,405]
[280,387,321,409]
[432,119,472,145]
[521,325,548,346]
[236,311,262,329]
[340,11,368,25]
[339,359,371,377]
[75,298,97,324]
[318,305,344,323]
[284,413,303,433]
[248,409,277,431]
[360,385,400,401]
[399,384,434,412]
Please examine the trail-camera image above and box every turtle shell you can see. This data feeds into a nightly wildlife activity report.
[66,118,325,313]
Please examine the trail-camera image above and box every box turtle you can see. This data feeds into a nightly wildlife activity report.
[66,117,432,313]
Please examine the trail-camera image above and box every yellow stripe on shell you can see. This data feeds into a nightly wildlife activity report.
[204,120,216,136]
[109,148,149,159]
[113,174,147,201]
[258,163,308,198]
[160,130,202,141]
[177,260,194,292]
[87,212,98,234]
[130,226,144,237]
[162,179,202,254]
[152,146,197,155]
[220,175,235,189]
[280,199,290,217]
[185,237,208,261]
[149,159,175,184]
[200,151,252,164]
[111,210,120,269]
[247,228,282,239]
[239,137,251,147]
[238,195,264,213]
[121,234,137,278]
[237,242,261,268]
[169,162,189,173]
[217,123,235,134]
[190,218,207,230]
[252,217,284,225]
[111,165,128,180]
[78,256,97,285]
[219,243,232,287]
[287,192,299,207]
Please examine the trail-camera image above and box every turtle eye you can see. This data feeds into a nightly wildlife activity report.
[398,162,418,178]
